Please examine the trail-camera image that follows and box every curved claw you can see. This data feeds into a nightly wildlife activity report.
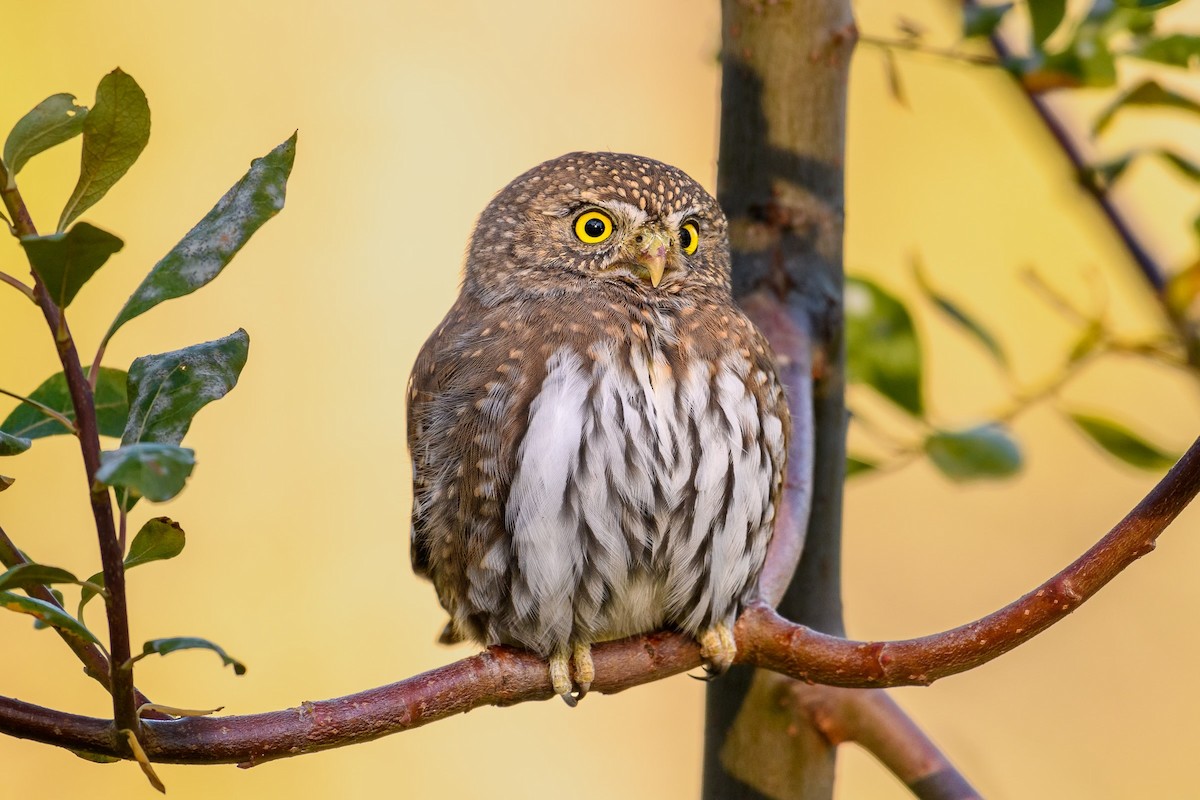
[548,643,596,706]
[698,623,737,677]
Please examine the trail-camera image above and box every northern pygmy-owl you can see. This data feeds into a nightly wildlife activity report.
[408,152,789,704]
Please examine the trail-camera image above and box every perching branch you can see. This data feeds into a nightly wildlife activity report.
[0,160,140,736]
[742,290,815,607]
[3,431,1197,764]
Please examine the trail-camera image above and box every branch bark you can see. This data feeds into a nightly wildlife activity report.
[4,432,1196,765]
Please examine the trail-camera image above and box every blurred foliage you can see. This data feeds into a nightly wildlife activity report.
[851,0,1196,482]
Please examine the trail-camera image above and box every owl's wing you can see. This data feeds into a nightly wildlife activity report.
[406,295,546,628]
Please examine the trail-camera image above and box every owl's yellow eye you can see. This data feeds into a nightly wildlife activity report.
[680,221,700,255]
[574,210,614,244]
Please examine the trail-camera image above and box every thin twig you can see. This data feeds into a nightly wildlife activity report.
[977,11,1167,294]
[3,432,1196,764]
[860,34,1000,67]
[0,270,35,301]
[0,387,78,434]
[0,523,163,718]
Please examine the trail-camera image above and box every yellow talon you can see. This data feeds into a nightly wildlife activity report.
[573,642,594,699]
[699,622,737,676]
[549,650,575,706]
[549,643,595,706]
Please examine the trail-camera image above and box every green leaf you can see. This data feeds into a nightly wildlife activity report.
[94,442,195,503]
[1068,412,1178,470]
[925,424,1022,481]
[1084,154,1134,190]
[846,455,878,478]
[1094,79,1200,135]
[33,587,65,629]
[1158,150,1200,182]
[103,132,297,344]
[126,516,187,568]
[3,93,88,183]
[1131,33,1200,67]
[0,563,83,593]
[0,591,98,644]
[80,517,184,613]
[845,276,924,416]
[1166,259,1200,318]
[1030,0,1067,46]
[1115,0,1180,8]
[122,329,250,447]
[139,636,246,675]
[1,367,128,439]
[963,3,1013,37]
[20,222,123,309]
[913,259,1007,368]
[0,430,31,456]
[1066,319,1105,363]
[71,751,121,764]
[57,69,150,232]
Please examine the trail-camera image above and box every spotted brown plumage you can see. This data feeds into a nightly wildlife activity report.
[408,152,789,704]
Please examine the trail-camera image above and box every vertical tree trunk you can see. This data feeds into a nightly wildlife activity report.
[704,1,855,798]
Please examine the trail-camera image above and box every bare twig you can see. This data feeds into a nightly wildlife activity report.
[3,432,1196,764]
[0,270,35,301]
[860,34,1000,67]
[0,387,78,434]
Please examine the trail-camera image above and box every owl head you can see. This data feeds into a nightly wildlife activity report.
[464,152,730,304]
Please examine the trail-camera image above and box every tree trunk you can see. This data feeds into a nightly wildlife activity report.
[704,1,855,798]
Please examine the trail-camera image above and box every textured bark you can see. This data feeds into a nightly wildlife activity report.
[706,1,856,798]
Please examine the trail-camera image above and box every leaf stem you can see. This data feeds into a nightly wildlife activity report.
[0,270,35,301]
[118,504,128,557]
[0,387,78,434]
[87,341,108,391]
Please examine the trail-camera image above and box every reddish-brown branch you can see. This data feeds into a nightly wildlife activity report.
[782,684,980,800]
[0,162,140,735]
[3,433,1197,764]
[0,525,165,719]
[742,290,815,606]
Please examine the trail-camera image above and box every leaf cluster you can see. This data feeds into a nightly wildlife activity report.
[0,70,296,691]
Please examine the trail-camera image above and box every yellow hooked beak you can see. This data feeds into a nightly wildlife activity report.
[633,229,671,287]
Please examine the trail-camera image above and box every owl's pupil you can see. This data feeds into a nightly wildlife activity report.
[680,228,693,249]
[584,218,606,238]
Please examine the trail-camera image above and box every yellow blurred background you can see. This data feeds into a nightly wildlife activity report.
[2,1,1199,798]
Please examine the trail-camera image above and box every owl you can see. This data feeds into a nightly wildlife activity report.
[407,152,789,705]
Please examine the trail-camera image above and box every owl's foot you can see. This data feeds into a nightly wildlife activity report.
[548,643,595,707]
[698,622,737,677]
